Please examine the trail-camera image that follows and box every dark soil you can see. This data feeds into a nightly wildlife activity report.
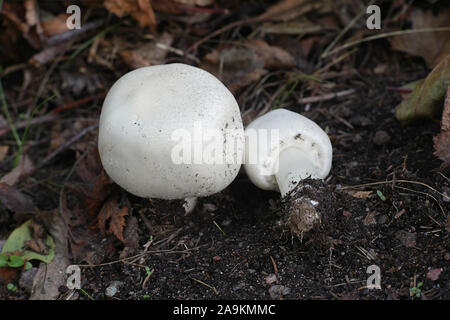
[79,71,449,300]
[6,69,447,301]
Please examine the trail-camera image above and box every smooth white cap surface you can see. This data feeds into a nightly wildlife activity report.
[244,108,332,193]
[98,63,244,199]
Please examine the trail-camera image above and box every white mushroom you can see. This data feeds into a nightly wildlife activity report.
[98,63,244,207]
[244,108,332,196]
[244,108,333,237]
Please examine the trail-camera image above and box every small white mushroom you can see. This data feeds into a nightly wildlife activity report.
[244,108,333,237]
[98,63,244,208]
[244,108,332,196]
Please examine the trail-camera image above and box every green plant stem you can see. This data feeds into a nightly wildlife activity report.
[0,77,22,149]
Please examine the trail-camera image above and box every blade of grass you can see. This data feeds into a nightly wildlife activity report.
[272,73,322,109]
[14,94,57,166]
[66,23,119,63]
[213,220,226,235]
[322,27,450,58]
[0,69,22,151]
[321,0,376,59]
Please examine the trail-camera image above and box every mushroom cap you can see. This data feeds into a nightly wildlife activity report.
[98,63,244,199]
[244,108,332,192]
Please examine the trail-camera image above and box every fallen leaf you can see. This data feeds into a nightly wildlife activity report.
[245,40,296,69]
[201,40,295,93]
[0,1,43,49]
[426,268,442,281]
[363,211,377,226]
[395,55,450,123]
[30,213,69,300]
[434,131,450,164]
[0,267,19,283]
[0,154,35,186]
[433,85,450,164]
[261,20,323,35]
[395,230,416,248]
[65,146,113,218]
[98,200,129,242]
[104,0,157,31]
[0,182,35,219]
[441,86,450,131]
[346,190,373,199]
[119,216,140,258]
[1,219,55,264]
[41,13,70,37]
[389,8,450,68]
[120,32,173,69]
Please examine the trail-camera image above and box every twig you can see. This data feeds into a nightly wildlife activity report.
[51,93,106,114]
[0,114,58,138]
[190,277,219,295]
[298,89,355,104]
[46,19,105,46]
[76,245,204,268]
[270,256,278,274]
[0,77,22,148]
[386,86,413,93]
[341,179,449,201]
[37,123,99,170]
[155,43,199,63]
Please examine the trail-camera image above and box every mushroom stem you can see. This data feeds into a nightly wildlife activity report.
[183,197,198,214]
[275,147,317,196]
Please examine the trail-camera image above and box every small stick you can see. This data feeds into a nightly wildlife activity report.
[37,123,99,170]
[51,92,106,114]
[298,89,355,104]
[386,86,413,93]
[189,277,219,295]
[0,114,57,138]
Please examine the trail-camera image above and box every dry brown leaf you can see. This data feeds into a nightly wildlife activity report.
[119,216,140,258]
[0,146,9,162]
[346,190,373,199]
[442,86,450,131]
[395,230,416,248]
[120,32,173,68]
[257,0,333,22]
[426,268,442,281]
[433,85,450,164]
[62,146,113,218]
[0,182,35,218]
[201,40,295,92]
[98,200,129,242]
[30,213,70,300]
[0,154,35,186]
[245,40,296,69]
[104,0,157,31]
[389,8,450,68]
[0,267,19,283]
[1,1,42,49]
[434,131,450,164]
[41,13,70,37]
